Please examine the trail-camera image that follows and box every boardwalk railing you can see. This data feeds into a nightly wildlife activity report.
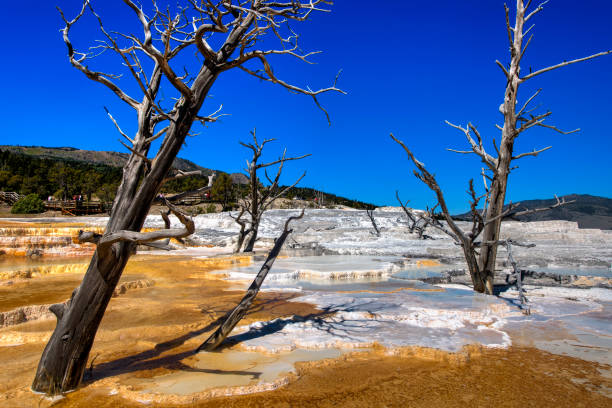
[44,200,108,216]
[0,191,23,205]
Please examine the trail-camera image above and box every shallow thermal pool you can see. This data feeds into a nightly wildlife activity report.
[533,266,612,277]
[216,254,612,365]
[121,253,611,398]
[133,348,345,398]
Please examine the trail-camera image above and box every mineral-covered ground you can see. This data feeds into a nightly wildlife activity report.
[0,209,610,407]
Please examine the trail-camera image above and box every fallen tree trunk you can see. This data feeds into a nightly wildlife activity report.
[197,210,304,352]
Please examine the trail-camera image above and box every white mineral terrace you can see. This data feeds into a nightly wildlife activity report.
[144,209,612,267]
[1,208,611,398]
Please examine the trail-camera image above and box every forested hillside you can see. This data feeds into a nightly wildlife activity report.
[0,148,374,208]
[0,149,209,201]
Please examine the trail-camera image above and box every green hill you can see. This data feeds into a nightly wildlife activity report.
[0,146,373,209]
[0,145,214,175]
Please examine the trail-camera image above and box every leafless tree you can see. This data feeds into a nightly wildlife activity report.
[391,0,609,294]
[33,0,342,395]
[503,239,533,314]
[395,190,431,239]
[314,189,325,207]
[233,129,310,252]
[198,210,304,351]
[365,207,380,237]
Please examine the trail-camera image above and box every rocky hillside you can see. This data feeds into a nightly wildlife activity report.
[455,194,612,230]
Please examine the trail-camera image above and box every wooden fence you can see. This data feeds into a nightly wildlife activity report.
[44,200,108,216]
[0,191,22,205]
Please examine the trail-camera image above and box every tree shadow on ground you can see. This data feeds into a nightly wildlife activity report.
[218,299,381,350]
[85,294,356,383]
[85,315,225,382]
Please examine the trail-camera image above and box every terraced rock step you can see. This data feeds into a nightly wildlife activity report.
[0,301,68,328]
[421,268,612,290]
[0,279,155,328]
[0,225,102,257]
[113,279,155,297]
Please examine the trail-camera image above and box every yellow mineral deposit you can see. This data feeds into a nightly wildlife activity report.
[0,221,102,257]
[416,259,442,268]
[0,222,611,408]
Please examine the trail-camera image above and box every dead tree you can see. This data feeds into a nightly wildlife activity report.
[198,210,304,351]
[231,207,249,253]
[396,190,431,239]
[234,129,310,252]
[413,216,431,240]
[393,135,574,292]
[33,0,342,395]
[396,191,417,232]
[502,239,533,314]
[366,208,380,237]
[391,0,609,294]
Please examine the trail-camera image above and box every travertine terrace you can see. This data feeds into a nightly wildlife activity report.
[0,209,610,406]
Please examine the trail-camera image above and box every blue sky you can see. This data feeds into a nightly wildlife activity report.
[1,1,611,212]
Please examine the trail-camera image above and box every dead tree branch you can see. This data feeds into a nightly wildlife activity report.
[396,190,417,232]
[395,190,432,238]
[197,209,305,351]
[366,208,380,237]
[77,199,194,257]
[390,0,609,295]
[235,129,310,252]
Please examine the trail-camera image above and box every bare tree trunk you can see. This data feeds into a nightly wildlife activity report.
[32,94,209,392]
[477,2,524,294]
[231,208,249,253]
[478,176,508,294]
[463,245,487,293]
[243,162,260,252]
[32,0,341,395]
[242,225,259,252]
[366,208,380,236]
[197,211,303,351]
[234,226,247,253]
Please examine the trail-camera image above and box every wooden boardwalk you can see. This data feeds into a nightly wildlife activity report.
[0,191,22,205]
[44,200,108,216]
[164,186,213,205]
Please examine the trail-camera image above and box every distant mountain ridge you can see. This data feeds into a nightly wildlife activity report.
[455,194,612,230]
[3,146,609,223]
[0,145,215,175]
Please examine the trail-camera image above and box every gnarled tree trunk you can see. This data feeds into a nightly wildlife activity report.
[33,0,341,395]
[32,88,212,392]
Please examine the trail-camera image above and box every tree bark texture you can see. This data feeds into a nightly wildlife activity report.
[33,0,342,393]
[32,74,216,393]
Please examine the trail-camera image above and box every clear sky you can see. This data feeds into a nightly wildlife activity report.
[1,1,611,212]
